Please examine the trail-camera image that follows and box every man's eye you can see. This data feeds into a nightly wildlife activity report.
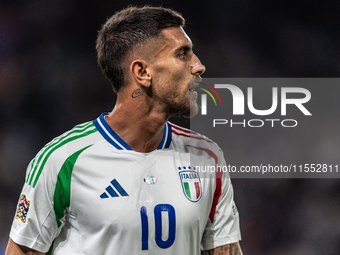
[179,52,186,58]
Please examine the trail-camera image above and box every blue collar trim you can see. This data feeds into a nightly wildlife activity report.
[93,113,172,150]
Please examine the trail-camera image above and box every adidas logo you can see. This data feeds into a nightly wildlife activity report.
[100,179,129,199]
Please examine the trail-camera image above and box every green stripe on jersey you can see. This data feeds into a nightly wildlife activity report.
[26,122,93,184]
[54,145,92,228]
[27,122,92,184]
[26,122,97,188]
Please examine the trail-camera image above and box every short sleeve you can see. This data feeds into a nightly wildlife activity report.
[201,155,241,250]
[9,159,63,253]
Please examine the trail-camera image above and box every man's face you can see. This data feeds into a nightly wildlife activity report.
[149,26,205,118]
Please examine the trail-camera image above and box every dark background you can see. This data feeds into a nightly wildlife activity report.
[1,0,340,254]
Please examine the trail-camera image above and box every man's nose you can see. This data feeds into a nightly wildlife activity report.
[191,54,206,76]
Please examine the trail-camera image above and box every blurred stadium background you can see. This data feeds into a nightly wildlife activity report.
[1,0,340,254]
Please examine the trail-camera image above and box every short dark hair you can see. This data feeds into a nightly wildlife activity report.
[96,6,185,92]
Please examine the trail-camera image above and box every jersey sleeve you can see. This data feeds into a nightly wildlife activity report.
[201,152,241,250]
[9,123,98,253]
[9,156,65,253]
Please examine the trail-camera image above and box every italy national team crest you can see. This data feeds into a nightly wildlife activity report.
[15,194,30,223]
[179,171,202,202]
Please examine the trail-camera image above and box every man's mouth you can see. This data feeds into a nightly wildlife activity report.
[189,87,197,94]
[189,83,200,97]
[189,77,202,91]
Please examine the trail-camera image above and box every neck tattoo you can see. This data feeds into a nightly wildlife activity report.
[131,89,144,98]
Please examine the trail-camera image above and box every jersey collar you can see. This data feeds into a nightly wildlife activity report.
[93,113,172,150]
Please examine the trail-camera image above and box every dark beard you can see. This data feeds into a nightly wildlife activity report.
[164,99,198,118]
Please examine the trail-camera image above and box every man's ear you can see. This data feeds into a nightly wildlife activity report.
[130,60,151,88]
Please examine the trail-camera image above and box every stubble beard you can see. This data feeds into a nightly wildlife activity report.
[188,93,199,118]
[164,92,198,118]
[154,79,199,119]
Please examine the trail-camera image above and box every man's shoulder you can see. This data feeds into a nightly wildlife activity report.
[169,122,223,155]
[32,121,101,168]
[25,120,102,188]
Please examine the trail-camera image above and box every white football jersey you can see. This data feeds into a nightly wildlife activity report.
[10,113,241,255]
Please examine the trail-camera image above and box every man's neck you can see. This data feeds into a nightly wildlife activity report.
[105,98,169,153]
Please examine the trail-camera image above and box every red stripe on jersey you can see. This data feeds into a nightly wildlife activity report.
[186,145,222,222]
[172,129,214,144]
[194,182,201,199]
[170,123,198,134]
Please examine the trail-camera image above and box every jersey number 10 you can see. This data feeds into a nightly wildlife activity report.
[140,204,176,250]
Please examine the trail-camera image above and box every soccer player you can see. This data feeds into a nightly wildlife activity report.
[5,6,242,255]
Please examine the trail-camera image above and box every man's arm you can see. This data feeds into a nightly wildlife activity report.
[5,238,44,255]
[203,242,243,255]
